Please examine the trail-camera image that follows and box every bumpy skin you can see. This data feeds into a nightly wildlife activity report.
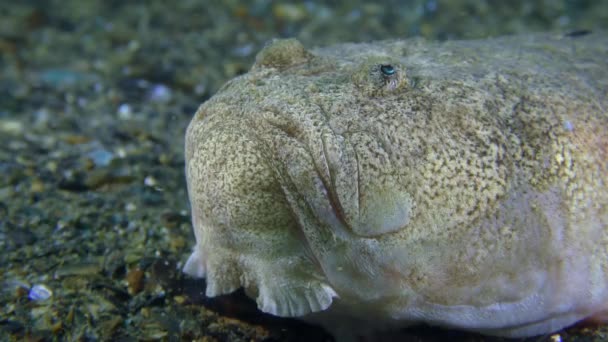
[184,33,608,338]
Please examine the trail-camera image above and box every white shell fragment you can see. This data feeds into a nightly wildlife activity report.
[28,284,53,301]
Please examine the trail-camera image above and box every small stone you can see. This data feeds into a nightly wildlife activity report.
[117,103,132,119]
[144,176,157,187]
[39,68,93,87]
[30,178,45,193]
[127,268,145,295]
[51,320,63,334]
[99,316,123,339]
[160,211,185,228]
[28,284,53,301]
[46,160,58,173]
[116,147,127,158]
[272,3,307,22]
[0,120,23,135]
[87,148,114,167]
[550,334,562,342]
[173,295,186,305]
[232,43,255,57]
[0,187,12,201]
[148,84,172,103]
[15,285,29,298]
[54,262,102,278]
[33,108,50,128]
[64,134,90,145]
[194,83,207,96]
[158,153,171,165]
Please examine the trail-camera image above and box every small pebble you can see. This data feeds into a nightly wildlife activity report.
[148,84,172,103]
[232,43,255,57]
[87,148,115,167]
[39,68,87,87]
[28,284,53,301]
[144,176,157,187]
[158,153,171,165]
[127,268,145,295]
[33,108,50,128]
[0,120,24,135]
[173,295,186,304]
[30,179,45,193]
[194,83,207,96]
[117,103,132,119]
[273,3,307,21]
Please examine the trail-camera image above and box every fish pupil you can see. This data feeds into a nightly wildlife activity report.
[380,64,395,76]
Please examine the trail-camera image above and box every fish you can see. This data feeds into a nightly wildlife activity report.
[183,32,608,339]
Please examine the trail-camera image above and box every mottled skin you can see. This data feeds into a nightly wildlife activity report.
[183,33,608,339]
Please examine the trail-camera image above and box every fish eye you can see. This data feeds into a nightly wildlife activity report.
[353,59,406,95]
[380,64,395,76]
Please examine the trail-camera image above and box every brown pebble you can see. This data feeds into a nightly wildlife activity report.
[63,134,91,145]
[169,235,186,251]
[173,295,186,305]
[14,286,28,298]
[158,153,171,165]
[160,211,183,228]
[126,268,145,295]
[98,316,123,337]
[50,320,63,334]
[30,178,45,193]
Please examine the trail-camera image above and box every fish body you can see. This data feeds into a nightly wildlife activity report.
[184,33,608,339]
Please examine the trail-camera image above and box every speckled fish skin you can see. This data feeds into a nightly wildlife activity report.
[183,33,608,339]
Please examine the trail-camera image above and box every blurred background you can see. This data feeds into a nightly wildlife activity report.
[1,1,607,341]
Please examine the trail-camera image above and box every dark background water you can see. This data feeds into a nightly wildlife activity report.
[1,1,607,341]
